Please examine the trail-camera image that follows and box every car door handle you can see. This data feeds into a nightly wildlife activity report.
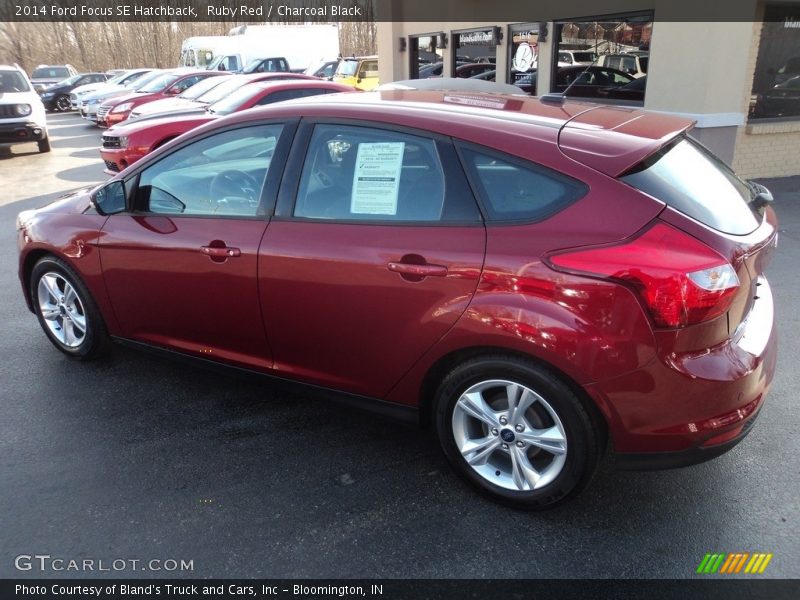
[387,261,448,278]
[201,245,241,258]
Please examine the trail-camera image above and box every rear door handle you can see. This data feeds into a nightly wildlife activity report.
[387,262,448,278]
[201,245,241,258]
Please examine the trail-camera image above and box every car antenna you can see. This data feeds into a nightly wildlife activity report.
[541,50,600,104]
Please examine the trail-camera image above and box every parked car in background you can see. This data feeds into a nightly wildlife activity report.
[0,64,49,152]
[128,72,317,122]
[101,79,353,173]
[96,70,223,127]
[558,50,598,66]
[127,75,235,120]
[39,73,109,112]
[333,56,379,90]
[772,56,800,86]
[472,67,632,98]
[456,63,497,78]
[553,66,635,97]
[17,90,778,509]
[79,70,164,123]
[304,60,339,79]
[71,69,154,110]
[596,75,647,102]
[596,53,648,78]
[752,75,800,118]
[241,57,291,74]
[30,64,77,92]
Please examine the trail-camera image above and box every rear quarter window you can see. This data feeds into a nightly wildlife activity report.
[459,146,588,222]
[621,136,761,235]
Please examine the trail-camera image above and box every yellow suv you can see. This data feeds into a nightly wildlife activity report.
[333,56,378,91]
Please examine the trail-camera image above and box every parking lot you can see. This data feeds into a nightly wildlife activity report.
[1,112,798,579]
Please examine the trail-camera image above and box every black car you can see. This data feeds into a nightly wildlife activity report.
[241,57,290,75]
[39,73,109,112]
[553,66,635,98]
[753,75,800,118]
[596,75,647,102]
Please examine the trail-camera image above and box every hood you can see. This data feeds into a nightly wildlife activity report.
[108,113,214,136]
[17,186,98,229]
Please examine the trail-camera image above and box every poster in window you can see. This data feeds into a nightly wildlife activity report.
[350,142,405,215]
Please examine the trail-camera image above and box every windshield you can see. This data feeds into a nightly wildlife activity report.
[196,77,249,104]
[622,137,760,235]
[572,52,597,63]
[58,74,84,86]
[0,70,30,92]
[129,71,163,91]
[106,71,130,85]
[137,73,180,93]
[179,75,231,99]
[32,67,69,79]
[335,60,359,77]
[208,85,265,115]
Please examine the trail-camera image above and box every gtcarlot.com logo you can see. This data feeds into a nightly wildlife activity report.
[14,554,194,572]
[696,552,773,575]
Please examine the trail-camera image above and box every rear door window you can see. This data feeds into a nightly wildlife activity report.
[621,136,761,235]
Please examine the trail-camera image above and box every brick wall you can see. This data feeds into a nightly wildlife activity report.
[731,18,800,179]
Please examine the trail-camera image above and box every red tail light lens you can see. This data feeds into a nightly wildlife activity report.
[548,223,739,328]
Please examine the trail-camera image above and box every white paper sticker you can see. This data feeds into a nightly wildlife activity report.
[350,142,405,215]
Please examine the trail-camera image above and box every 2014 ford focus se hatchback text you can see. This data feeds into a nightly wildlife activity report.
[16,90,778,509]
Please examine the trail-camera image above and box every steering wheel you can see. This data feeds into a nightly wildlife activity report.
[209,169,260,212]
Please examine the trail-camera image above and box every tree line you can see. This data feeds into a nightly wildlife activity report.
[0,20,377,75]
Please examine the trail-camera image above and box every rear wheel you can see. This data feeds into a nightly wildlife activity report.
[30,256,111,360]
[435,355,599,509]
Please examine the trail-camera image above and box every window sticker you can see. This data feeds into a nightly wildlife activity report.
[350,142,405,215]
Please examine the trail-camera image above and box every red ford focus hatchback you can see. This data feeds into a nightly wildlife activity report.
[16,89,778,508]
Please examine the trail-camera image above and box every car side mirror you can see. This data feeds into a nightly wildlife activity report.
[165,87,181,95]
[91,180,127,215]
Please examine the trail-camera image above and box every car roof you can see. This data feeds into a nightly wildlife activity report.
[245,80,353,91]
[211,89,694,176]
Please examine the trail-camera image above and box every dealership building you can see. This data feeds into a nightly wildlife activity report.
[376,0,800,178]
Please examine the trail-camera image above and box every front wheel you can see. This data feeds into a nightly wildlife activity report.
[38,136,51,153]
[30,256,111,360]
[55,95,71,112]
[435,355,600,509]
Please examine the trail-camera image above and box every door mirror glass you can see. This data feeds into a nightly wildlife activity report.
[92,180,126,215]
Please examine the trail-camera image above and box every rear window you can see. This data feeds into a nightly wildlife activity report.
[460,147,588,222]
[32,67,69,79]
[621,137,761,235]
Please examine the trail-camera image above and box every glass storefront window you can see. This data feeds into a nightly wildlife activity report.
[750,4,800,120]
[553,14,652,103]
[452,27,501,81]
[409,34,442,79]
[508,24,539,94]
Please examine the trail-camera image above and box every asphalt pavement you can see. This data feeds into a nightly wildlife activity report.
[0,113,798,579]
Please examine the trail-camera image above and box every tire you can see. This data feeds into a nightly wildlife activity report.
[37,136,51,153]
[434,355,599,509]
[30,256,111,360]
[55,95,71,112]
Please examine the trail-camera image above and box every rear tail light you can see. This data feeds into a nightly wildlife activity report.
[548,223,739,328]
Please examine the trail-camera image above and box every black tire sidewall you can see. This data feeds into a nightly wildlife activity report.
[30,257,101,359]
[435,356,596,509]
[56,95,71,111]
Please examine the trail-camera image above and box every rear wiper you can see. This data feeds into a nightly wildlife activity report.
[747,180,774,214]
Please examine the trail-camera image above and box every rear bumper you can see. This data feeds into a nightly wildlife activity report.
[587,277,777,461]
[0,121,47,144]
[614,409,761,470]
